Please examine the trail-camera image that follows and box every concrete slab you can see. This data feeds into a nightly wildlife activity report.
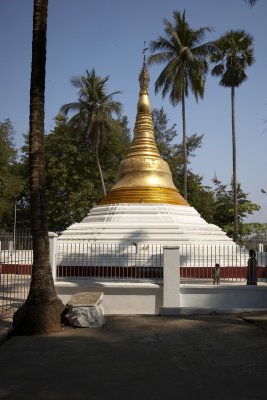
[0,314,267,399]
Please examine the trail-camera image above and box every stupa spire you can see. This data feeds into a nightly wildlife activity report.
[100,57,188,206]
[125,56,160,160]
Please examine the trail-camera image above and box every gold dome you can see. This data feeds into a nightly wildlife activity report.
[101,61,188,206]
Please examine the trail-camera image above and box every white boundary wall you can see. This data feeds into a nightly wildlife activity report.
[53,243,267,315]
[55,280,267,315]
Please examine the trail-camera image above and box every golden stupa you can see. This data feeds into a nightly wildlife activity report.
[59,60,237,257]
[101,61,188,206]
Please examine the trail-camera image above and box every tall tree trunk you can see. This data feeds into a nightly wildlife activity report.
[95,130,106,196]
[182,90,187,200]
[231,86,238,243]
[13,0,64,335]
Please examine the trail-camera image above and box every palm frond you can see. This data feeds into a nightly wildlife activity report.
[70,75,86,89]
[163,19,183,50]
[60,102,80,115]
[211,63,225,77]
[149,36,174,53]
[149,10,213,104]
[210,29,255,88]
[147,51,173,66]
[61,69,122,152]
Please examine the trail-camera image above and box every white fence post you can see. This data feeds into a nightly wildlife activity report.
[160,246,180,313]
[48,232,58,282]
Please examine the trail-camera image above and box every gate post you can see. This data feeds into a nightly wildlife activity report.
[160,246,180,313]
[48,232,58,282]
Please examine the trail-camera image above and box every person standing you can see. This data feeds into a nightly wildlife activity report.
[247,249,257,285]
[212,263,220,285]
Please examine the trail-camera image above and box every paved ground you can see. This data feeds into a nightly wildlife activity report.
[0,312,267,400]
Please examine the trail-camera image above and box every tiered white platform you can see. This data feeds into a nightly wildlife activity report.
[59,203,235,246]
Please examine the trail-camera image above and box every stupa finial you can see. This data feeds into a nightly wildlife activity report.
[139,42,150,94]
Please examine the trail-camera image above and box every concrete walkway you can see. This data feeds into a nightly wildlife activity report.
[0,313,267,399]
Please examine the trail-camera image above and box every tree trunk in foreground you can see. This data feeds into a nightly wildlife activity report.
[13,0,64,335]
[231,86,238,243]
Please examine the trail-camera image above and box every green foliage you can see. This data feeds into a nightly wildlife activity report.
[242,223,267,238]
[187,174,214,223]
[0,120,25,228]
[211,178,260,238]
[99,115,131,191]
[240,223,267,248]
[44,114,130,231]
[60,69,122,195]
[13,134,32,229]
[152,107,213,219]
[13,114,131,232]
[152,107,203,169]
[1,109,260,239]
[153,107,177,159]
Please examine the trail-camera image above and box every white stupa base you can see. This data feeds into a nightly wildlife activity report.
[57,204,248,270]
[59,203,235,246]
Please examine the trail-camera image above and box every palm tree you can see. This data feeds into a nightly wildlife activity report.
[211,30,255,242]
[148,10,213,200]
[61,70,122,196]
[13,0,64,334]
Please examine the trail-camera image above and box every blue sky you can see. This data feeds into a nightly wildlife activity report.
[0,0,267,222]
